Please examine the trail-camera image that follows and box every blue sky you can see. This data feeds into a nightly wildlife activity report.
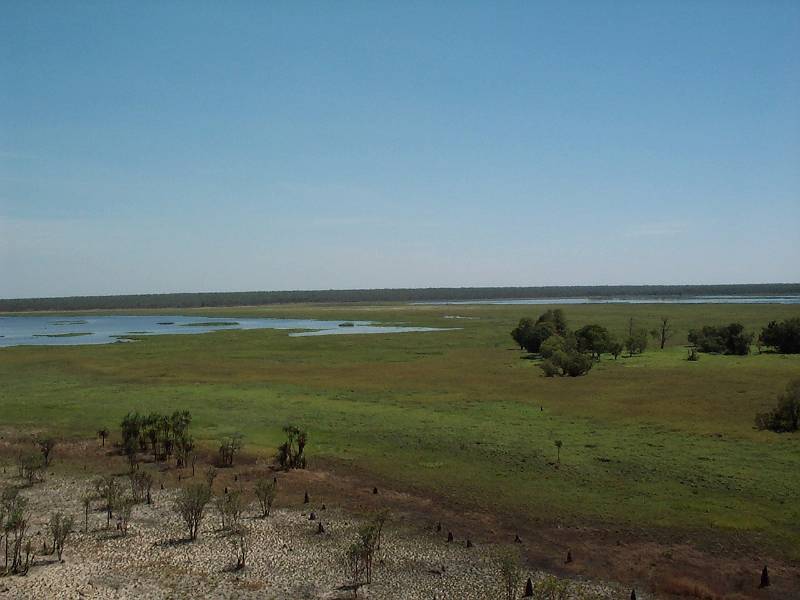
[1,1,799,298]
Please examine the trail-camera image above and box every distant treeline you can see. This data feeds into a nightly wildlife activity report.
[1,283,799,312]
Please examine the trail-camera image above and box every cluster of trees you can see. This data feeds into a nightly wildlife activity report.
[688,323,753,355]
[687,318,800,356]
[755,379,800,433]
[759,318,800,354]
[277,425,308,470]
[511,310,651,377]
[120,410,194,468]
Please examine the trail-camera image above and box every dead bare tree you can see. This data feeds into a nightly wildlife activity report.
[651,316,673,350]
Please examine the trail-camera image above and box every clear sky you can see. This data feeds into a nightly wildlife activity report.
[1,1,799,298]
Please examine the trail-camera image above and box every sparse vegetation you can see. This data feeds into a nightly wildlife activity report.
[95,475,123,528]
[48,511,74,560]
[35,436,56,467]
[494,546,522,600]
[215,488,244,530]
[174,483,212,540]
[254,476,277,517]
[229,525,250,570]
[218,434,243,467]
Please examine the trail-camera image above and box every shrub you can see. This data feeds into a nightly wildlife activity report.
[218,434,243,467]
[115,497,134,535]
[81,492,93,533]
[130,471,153,504]
[2,489,34,574]
[534,574,571,600]
[174,483,212,540]
[229,525,250,570]
[540,359,561,377]
[205,466,218,488]
[95,476,123,528]
[688,323,752,355]
[18,454,44,485]
[215,488,244,530]
[539,348,593,378]
[625,328,649,356]
[254,477,277,517]
[35,437,56,467]
[49,512,74,560]
[494,546,522,600]
[760,318,800,354]
[342,540,367,598]
[755,379,800,433]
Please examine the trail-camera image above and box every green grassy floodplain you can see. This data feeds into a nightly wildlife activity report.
[1,302,799,558]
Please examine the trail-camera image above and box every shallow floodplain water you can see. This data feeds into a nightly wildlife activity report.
[0,315,451,348]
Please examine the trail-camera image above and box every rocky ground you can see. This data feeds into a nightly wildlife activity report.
[0,474,626,599]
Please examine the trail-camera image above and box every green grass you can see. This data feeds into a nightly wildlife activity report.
[1,302,799,557]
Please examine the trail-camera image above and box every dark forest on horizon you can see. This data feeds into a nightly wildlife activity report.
[1,283,799,312]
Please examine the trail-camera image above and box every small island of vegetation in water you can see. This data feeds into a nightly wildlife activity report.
[338,322,355,327]
[180,321,239,327]
[32,332,93,338]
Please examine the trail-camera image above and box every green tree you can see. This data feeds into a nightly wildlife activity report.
[575,324,612,359]
[625,328,649,356]
[760,318,800,354]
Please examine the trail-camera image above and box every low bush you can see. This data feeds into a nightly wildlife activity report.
[755,379,800,432]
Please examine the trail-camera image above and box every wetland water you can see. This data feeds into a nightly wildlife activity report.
[0,315,451,348]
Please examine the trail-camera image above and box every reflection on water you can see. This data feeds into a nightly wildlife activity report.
[0,315,452,348]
